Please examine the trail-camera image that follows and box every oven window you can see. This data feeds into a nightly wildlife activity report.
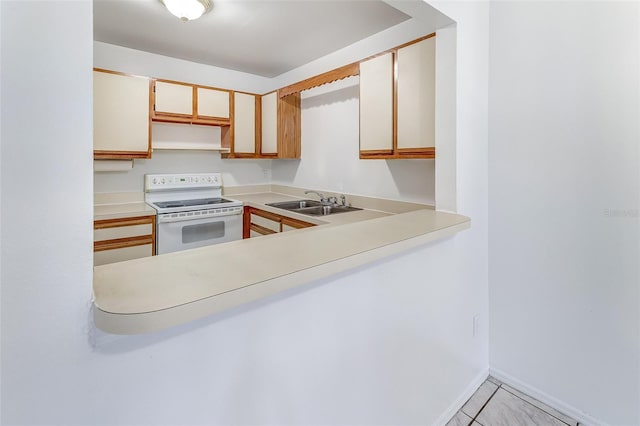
[182,221,225,244]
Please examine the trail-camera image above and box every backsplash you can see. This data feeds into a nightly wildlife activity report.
[94,150,271,193]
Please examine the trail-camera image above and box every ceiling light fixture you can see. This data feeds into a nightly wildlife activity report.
[162,0,212,22]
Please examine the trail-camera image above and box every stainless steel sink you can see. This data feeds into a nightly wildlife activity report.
[266,200,322,210]
[294,205,362,216]
[266,200,362,216]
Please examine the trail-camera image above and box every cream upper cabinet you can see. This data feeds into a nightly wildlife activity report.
[358,34,436,159]
[154,81,193,116]
[359,52,394,152]
[261,92,278,155]
[197,87,230,119]
[233,92,256,154]
[396,37,435,150]
[93,69,150,159]
[222,91,300,159]
[152,80,231,126]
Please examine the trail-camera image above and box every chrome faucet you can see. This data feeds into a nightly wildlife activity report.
[305,190,331,205]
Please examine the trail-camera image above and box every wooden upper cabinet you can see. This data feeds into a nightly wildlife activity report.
[359,34,436,159]
[276,93,302,158]
[261,92,278,155]
[232,92,257,155]
[154,81,193,117]
[223,91,300,159]
[93,69,151,160]
[397,36,435,152]
[197,87,230,120]
[152,80,230,126]
[359,52,394,154]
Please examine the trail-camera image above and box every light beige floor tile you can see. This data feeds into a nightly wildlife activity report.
[476,388,568,426]
[487,376,502,386]
[446,411,473,426]
[461,380,499,418]
[501,384,577,426]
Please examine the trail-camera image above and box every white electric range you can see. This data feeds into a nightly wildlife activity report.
[144,173,243,254]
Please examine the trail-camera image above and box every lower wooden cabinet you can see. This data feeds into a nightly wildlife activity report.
[94,215,156,266]
[243,206,314,238]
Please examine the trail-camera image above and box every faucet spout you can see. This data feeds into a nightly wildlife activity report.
[304,190,331,205]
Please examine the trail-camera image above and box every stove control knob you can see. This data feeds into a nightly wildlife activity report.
[152,178,157,185]
[161,178,166,184]
[213,176,219,183]
[193,176,199,183]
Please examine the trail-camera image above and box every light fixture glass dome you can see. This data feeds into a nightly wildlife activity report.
[162,0,212,22]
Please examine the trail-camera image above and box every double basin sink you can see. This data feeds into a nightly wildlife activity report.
[266,200,362,216]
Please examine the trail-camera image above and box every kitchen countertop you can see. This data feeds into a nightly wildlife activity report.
[94,192,156,221]
[94,202,156,221]
[93,190,470,334]
[233,192,392,226]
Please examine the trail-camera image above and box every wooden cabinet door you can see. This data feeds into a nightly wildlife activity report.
[359,52,394,153]
[261,92,278,155]
[154,81,193,117]
[396,37,435,151]
[197,87,230,119]
[233,92,257,154]
[93,69,151,159]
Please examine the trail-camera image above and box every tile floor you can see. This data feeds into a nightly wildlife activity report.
[446,377,579,426]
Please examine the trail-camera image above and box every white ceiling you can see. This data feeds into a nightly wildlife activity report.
[93,0,412,78]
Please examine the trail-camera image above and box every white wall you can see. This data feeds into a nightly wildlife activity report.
[488,2,640,425]
[0,0,95,422]
[271,77,437,205]
[94,150,271,193]
[95,41,272,94]
[1,2,491,425]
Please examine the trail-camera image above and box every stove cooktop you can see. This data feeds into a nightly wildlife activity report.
[153,197,237,209]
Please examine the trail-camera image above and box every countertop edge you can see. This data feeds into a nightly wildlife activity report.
[94,217,470,335]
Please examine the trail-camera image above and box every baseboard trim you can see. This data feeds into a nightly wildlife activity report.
[433,368,489,426]
[489,368,606,426]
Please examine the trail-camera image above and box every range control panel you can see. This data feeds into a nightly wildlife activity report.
[145,173,222,191]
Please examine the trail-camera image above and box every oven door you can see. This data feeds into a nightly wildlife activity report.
[156,213,242,255]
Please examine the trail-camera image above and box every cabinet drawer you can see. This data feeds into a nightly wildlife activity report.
[94,244,153,266]
[282,217,314,231]
[251,214,280,233]
[94,223,153,242]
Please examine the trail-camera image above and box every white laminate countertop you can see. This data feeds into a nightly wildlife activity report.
[94,202,157,221]
[93,190,470,334]
[233,192,392,226]
[94,192,156,221]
